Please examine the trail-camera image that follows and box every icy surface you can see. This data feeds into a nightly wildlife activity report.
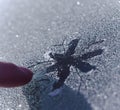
[0,0,120,110]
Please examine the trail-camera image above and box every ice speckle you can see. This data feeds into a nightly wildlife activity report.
[76,1,80,5]
[15,35,19,38]
[112,65,120,70]
[102,46,108,52]
[18,104,22,107]
[44,51,53,61]
[6,109,14,110]
[0,57,3,59]
[0,56,5,60]
[118,1,120,3]
[117,65,120,68]
[103,95,108,100]
[103,39,107,41]
[47,28,51,31]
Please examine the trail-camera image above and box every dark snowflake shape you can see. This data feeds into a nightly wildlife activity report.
[45,38,104,91]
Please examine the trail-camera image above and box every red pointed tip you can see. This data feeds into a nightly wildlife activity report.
[0,62,33,87]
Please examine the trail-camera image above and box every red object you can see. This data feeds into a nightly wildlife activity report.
[0,62,33,87]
